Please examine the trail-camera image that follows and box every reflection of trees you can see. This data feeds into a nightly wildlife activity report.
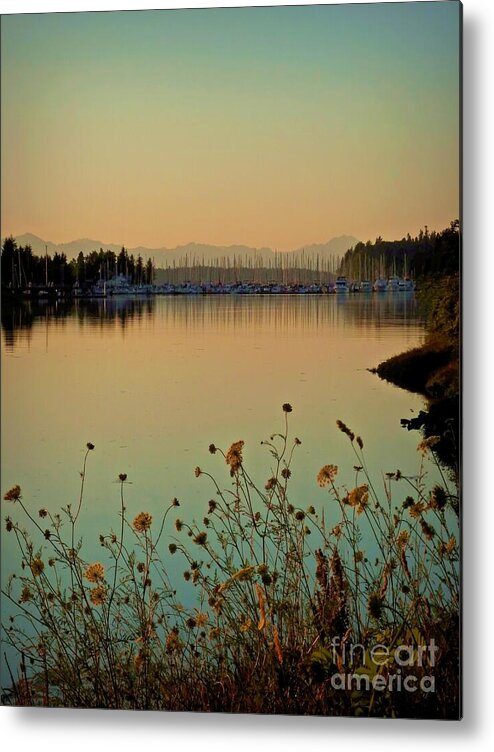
[73,297,154,331]
[1,298,156,352]
[2,293,425,354]
[158,293,425,334]
[1,301,36,351]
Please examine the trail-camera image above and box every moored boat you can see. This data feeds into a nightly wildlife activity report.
[335,276,349,293]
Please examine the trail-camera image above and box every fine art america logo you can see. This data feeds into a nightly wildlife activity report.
[323,636,439,693]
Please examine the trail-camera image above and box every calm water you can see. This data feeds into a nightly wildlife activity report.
[2,294,432,532]
[1,293,432,578]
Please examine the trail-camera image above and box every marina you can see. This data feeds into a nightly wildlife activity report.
[8,274,416,299]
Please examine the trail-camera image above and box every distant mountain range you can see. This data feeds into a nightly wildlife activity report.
[13,233,359,267]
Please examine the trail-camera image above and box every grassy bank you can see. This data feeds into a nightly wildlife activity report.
[375,273,460,477]
[2,406,460,717]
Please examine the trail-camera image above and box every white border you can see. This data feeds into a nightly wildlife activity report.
[1,0,493,750]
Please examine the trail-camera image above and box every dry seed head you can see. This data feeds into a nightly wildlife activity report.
[133,512,153,533]
[84,562,105,583]
[317,464,338,487]
[31,558,44,577]
[3,485,21,502]
[90,586,107,606]
[225,440,244,475]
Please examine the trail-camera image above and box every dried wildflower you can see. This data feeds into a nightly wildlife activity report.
[183,571,191,581]
[90,586,107,606]
[417,435,441,454]
[233,565,255,582]
[137,562,146,573]
[379,564,391,598]
[4,485,21,502]
[203,517,210,526]
[48,558,55,567]
[44,529,51,540]
[356,436,364,450]
[31,558,44,577]
[207,500,217,514]
[193,531,207,546]
[38,508,48,518]
[420,519,436,540]
[400,549,411,579]
[332,524,342,539]
[295,510,305,521]
[429,485,447,510]
[367,592,384,620]
[281,467,291,480]
[225,440,244,475]
[84,562,105,584]
[282,403,292,413]
[403,496,414,509]
[256,583,266,631]
[20,586,33,603]
[175,519,184,532]
[294,437,301,445]
[118,473,127,482]
[5,518,13,532]
[172,497,180,507]
[133,512,152,533]
[336,420,355,442]
[208,627,220,641]
[208,444,217,454]
[86,442,95,450]
[168,543,177,555]
[445,535,456,555]
[273,625,283,664]
[317,464,338,487]
[195,611,208,627]
[409,502,425,519]
[354,551,364,564]
[348,484,369,515]
[353,465,363,472]
[194,466,202,478]
[265,477,277,491]
[396,530,409,550]
[186,617,197,630]
[166,628,182,653]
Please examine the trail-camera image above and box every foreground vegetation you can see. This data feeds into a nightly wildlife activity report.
[1,406,459,717]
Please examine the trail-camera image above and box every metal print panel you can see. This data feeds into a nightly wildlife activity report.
[0,1,461,718]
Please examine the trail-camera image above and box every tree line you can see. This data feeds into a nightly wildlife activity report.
[338,220,460,281]
[1,237,154,289]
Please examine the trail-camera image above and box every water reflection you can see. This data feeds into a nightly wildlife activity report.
[2,293,423,353]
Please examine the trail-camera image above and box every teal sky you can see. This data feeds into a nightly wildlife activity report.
[1,2,460,249]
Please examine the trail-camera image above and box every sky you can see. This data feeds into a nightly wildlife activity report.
[1,2,460,250]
